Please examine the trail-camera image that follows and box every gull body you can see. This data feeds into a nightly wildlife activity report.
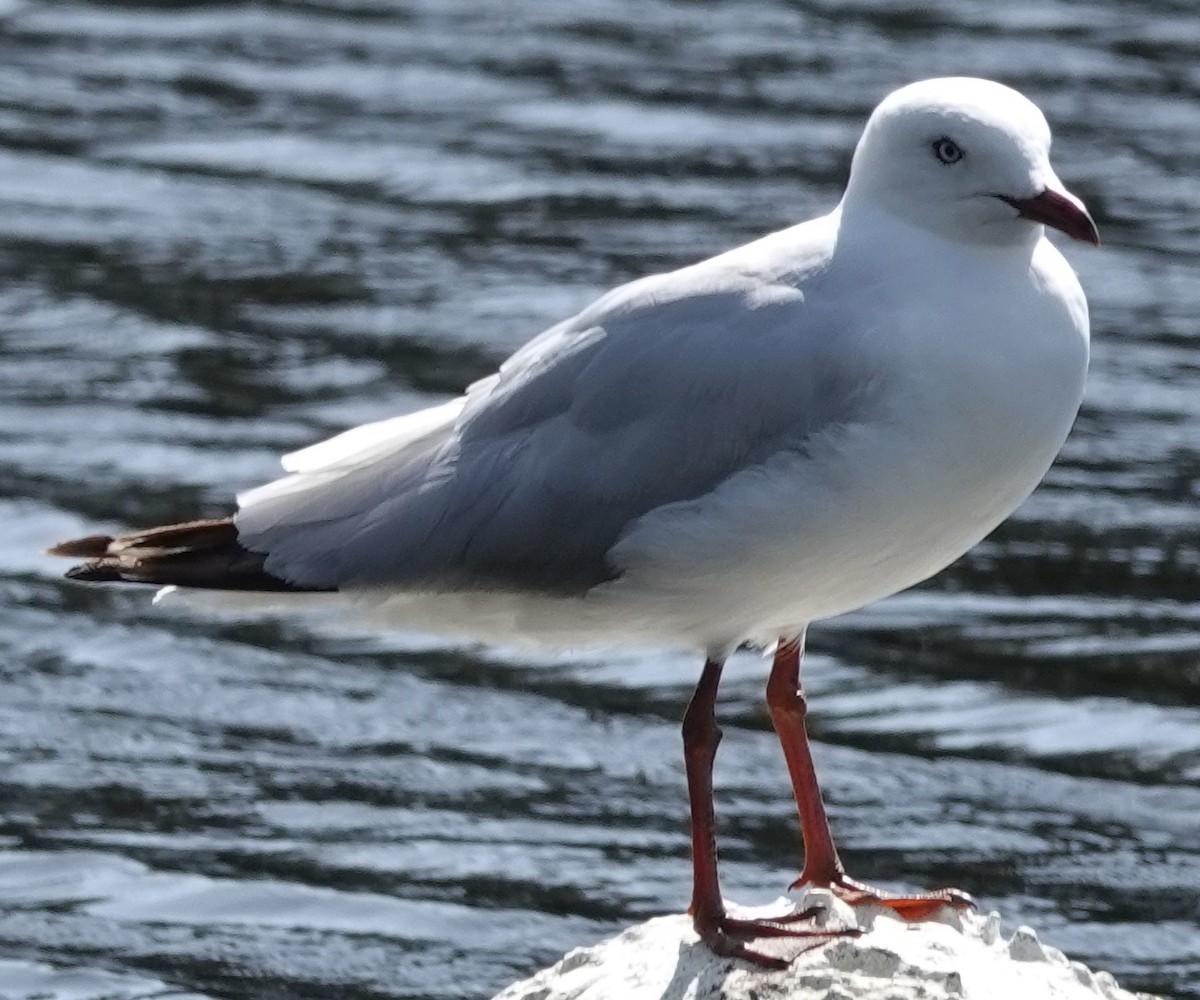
[229,78,1090,656]
[53,77,1098,964]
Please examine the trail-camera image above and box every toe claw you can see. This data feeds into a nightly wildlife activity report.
[795,874,974,921]
[693,903,856,969]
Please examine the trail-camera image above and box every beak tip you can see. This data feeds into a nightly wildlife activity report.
[1078,216,1101,248]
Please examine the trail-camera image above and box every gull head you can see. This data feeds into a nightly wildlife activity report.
[843,77,1098,248]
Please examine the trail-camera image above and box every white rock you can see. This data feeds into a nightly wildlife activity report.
[491,892,1163,1000]
[1009,925,1047,962]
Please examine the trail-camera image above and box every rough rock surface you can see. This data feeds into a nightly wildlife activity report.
[491,892,1162,1000]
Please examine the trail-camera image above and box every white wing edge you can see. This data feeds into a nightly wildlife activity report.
[280,397,465,474]
[235,397,466,515]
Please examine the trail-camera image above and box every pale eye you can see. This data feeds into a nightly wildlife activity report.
[932,137,964,164]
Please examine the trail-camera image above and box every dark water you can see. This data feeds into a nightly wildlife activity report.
[0,1,1197,997]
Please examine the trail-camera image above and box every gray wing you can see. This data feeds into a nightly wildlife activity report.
[238,264,879,594]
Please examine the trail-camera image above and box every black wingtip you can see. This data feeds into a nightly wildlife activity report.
[53,517,334,593]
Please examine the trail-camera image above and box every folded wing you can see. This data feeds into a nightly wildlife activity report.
[237,261,872,595]
[54,219,872,598]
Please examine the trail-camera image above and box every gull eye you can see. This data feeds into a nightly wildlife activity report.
[932,137,964,165]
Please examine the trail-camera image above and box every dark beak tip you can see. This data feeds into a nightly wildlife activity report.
[1074,213,1101,248]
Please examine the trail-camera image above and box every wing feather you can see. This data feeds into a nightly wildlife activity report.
[236,217,875,594]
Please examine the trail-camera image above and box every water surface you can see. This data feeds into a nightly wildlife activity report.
[0,1,1197,997]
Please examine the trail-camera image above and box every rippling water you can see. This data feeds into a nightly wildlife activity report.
[0,1,1198,997]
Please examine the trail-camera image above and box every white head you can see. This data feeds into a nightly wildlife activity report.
[843,77,1098,248]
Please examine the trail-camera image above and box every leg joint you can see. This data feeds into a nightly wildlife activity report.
[765,676,808,719]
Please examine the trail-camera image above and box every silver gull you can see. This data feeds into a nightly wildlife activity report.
[51,77,1098,966]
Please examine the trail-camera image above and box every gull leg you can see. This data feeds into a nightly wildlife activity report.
[684,657,847,968]
[766,637,973,919]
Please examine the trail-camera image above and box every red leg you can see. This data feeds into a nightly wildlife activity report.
[766,636,973,920]
[684,657,846,968]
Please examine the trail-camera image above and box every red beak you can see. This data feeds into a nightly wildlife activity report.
[998,188,1100,246]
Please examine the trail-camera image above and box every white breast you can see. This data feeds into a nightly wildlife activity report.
[594,234,1089,652]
